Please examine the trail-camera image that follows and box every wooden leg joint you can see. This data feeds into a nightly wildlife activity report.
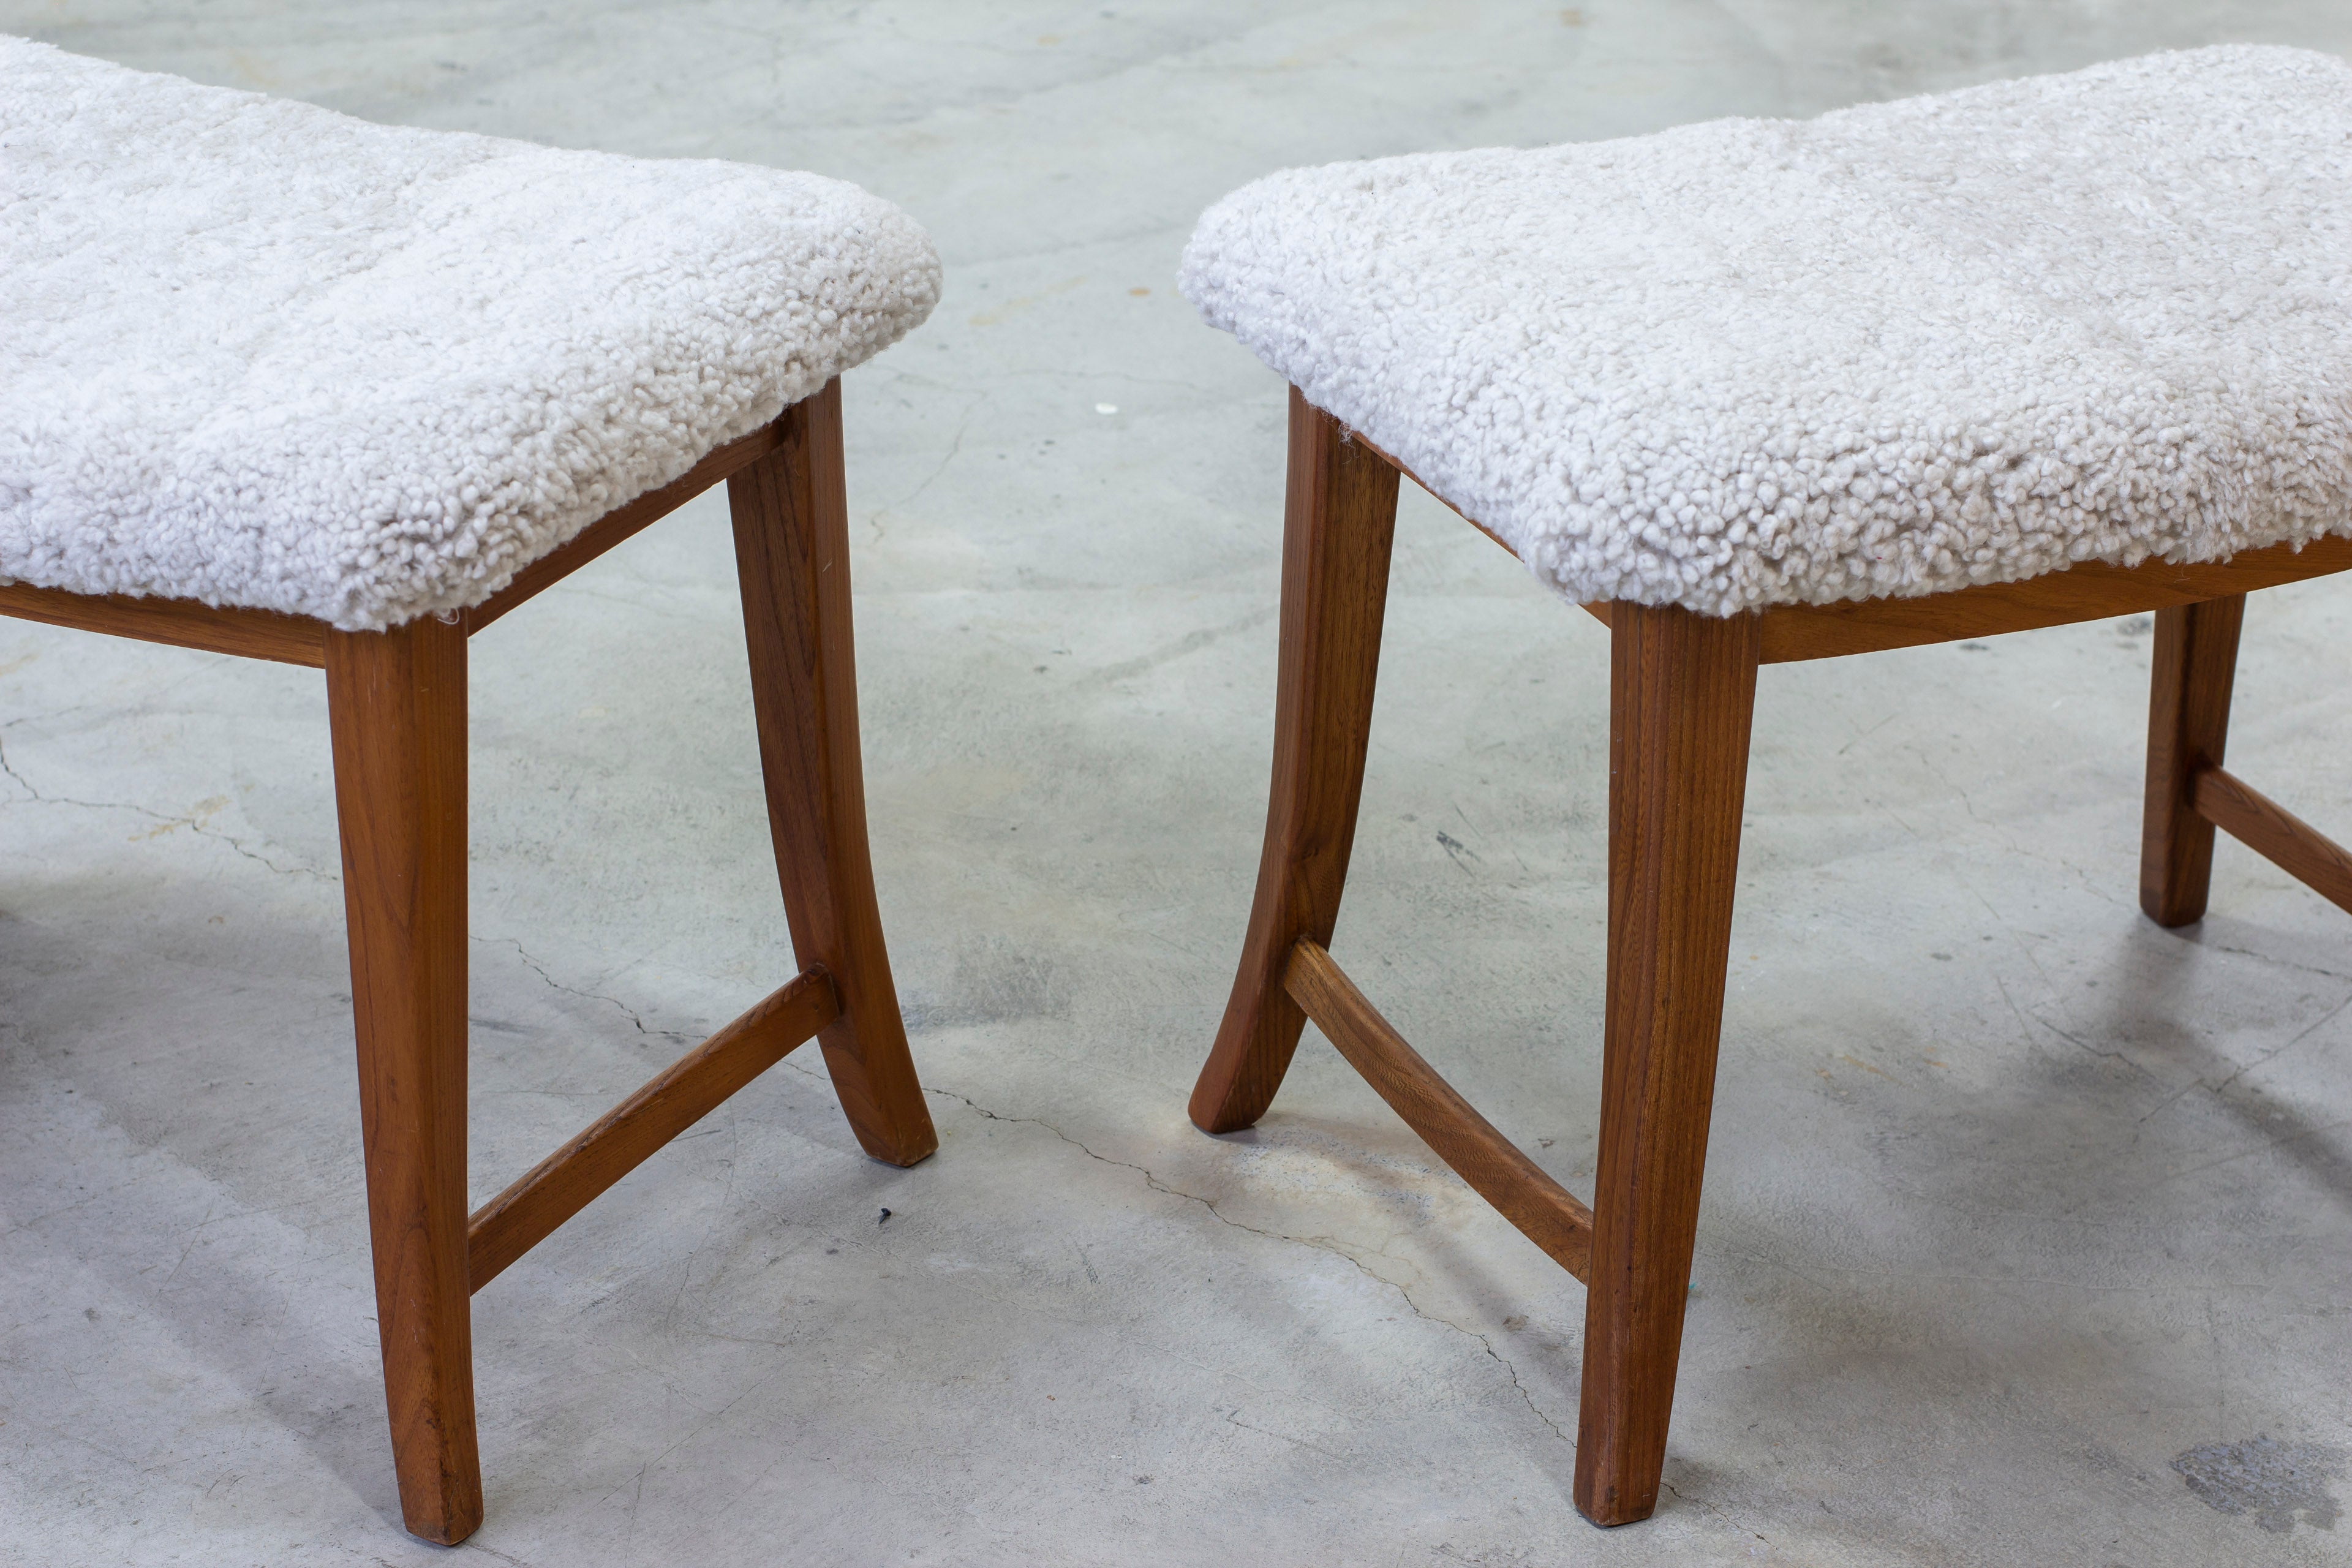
[466,966,842,1291]
[2190,766,2352,916]
[1283,939,1594,1281]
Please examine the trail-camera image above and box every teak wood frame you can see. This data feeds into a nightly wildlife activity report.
[0,379,936,1545]
[1193,386,2352,1528]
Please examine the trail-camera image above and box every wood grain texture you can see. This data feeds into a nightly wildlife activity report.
[2193,765,2352,918]
[1756,538,2350,662]
[1189,387,1404,1134]
[1284,940,1593,1280]
[2140,597,2247,927]
[463,418,788,633]
[1569,542,2351,658]
[468,967,842,1291]
[729,379,936,1167]
[323,615,483,1546]
[0,579,329,665]
[1575,602,1760,1529]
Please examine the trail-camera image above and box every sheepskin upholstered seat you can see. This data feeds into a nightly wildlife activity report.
[1180,45,2352,616]
[0,36,938,631]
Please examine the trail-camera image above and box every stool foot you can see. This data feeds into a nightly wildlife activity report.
[1575,603,1758,1527]
[1191,388,1402,1134]
[326,616,484,1545]
[731,380,936,1167]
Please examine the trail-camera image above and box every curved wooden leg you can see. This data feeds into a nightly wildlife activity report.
[2141,595,2245,927]
[325,616,484,1545]
[731,380,937,1167]
[1575,603,1758,1528]
[1190,387,1402,1134]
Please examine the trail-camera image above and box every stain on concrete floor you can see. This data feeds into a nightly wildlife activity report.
[2171,1436,2346,1534]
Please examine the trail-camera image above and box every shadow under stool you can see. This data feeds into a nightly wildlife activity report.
[2,39,942,1545]
[1174,45,2352,1527]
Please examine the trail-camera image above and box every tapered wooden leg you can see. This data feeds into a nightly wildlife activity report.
[1189,388,1403,1133]
[2141,595,2246,927]
[325,615,483,1546]
[730,379,936,1167]
[1575,603,1760,1528]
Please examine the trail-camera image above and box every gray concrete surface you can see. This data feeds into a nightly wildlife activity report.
[4,4,2351,1564]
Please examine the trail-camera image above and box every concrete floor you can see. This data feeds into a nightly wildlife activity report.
[5,3,2352,1564]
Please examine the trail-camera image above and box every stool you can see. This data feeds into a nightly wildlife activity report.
[1,38,941,1544]
[1177,45,2352,1526]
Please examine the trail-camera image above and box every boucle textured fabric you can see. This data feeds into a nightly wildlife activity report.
[0,37,938,630]
[1181,46,2352,615]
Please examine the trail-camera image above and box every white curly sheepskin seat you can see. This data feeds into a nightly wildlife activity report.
[0,37,938,631]
[1180,46,2352,616]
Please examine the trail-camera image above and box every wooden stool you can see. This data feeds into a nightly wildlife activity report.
[2,40,941,1545]
[1177,47,2352,1525]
